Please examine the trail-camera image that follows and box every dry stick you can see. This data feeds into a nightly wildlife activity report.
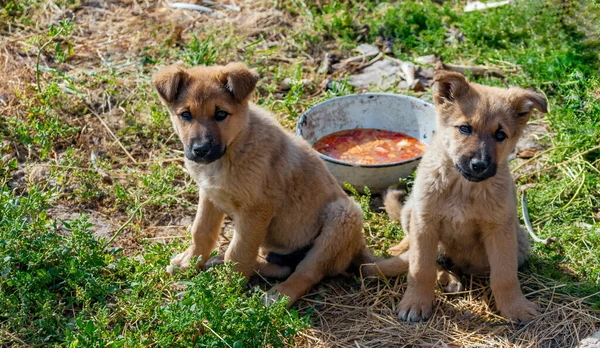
[443,63,505,78]
[0,329,28,347]
[201,321,232,348]
[85,102,137,164]
[39,164,97,172]
[202,0,240,11]
[521,190,556,245]
[354,52,383,71]
[302,299,364,310]
[170,2,213,13]
[339,51,379,65]
[524,283,567,297]
[558,172,587,213]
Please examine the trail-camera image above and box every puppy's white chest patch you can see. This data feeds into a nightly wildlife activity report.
[439,199,471,225]
[186,161,239,214]
[437,181,492,224]
[437,179,506,227]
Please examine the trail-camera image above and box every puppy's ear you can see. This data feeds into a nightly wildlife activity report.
[152,65,187,103]
[516,90,548,117]
[433,70,470,105]
[221,63,259,102]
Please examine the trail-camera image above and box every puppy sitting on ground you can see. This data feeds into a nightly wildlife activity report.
[367,70,548,322]
[153,62,376,305]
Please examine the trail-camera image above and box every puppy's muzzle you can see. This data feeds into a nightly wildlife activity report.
[185,139,226,164]
[456,156,497,182]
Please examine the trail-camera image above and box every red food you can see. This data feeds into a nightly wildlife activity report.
[314,128,427,165]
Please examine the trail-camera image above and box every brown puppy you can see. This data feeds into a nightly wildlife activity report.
[366,70,548,322]
[153,62,376,305]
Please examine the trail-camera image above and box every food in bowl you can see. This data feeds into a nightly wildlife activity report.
[313,128,427,165]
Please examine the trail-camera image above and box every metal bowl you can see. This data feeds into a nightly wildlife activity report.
[296,93,437,193]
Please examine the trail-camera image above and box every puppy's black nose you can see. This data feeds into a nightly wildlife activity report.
[470,159,489,173]
[192,142,211,158]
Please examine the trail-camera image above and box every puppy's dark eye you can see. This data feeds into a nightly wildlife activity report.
[495,129,507,142]
[214,109,229,121]
[458,125,472,135]
[517,111,529,117]
[180,111,193,121]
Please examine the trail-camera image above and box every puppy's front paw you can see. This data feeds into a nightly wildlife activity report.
[263,292,282,307]
[167,247,200,274]
[498,296,539,322]
[262,287,289,307]
[398,290,434,322]
[202,254,225,270]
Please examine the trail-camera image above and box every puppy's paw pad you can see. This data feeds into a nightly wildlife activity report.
[441,279,464,293]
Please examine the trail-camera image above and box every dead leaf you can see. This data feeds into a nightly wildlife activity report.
[517,148,538,159]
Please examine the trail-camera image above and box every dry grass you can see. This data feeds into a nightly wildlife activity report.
[1,0,599,346]
[291,273,599,347]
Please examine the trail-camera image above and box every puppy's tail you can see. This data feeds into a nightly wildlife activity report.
[359,253,409,278]
[355,188,410,278]
[355,240,409,278]
[383,188,405,222]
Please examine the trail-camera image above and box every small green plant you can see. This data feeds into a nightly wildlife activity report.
[281,64,306,119]
[183,35,217,67]
[0,144,18,181]
[344,182,373,220]
[26,20,74,96]
[322,75,354,99]
[343,182,403,254]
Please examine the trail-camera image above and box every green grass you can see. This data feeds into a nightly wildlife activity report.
[0,185,306,346]
[1,0,599,345]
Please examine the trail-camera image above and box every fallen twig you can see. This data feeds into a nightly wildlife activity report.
[339,51,379,66]
[201,320,232,348]
[170,2,213,13]
[84,102,137,164]
[0,329,28,347]
[534,143,600,175]
[202,0,240,11]
[442,62,505,78]
[355,52,383,71]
